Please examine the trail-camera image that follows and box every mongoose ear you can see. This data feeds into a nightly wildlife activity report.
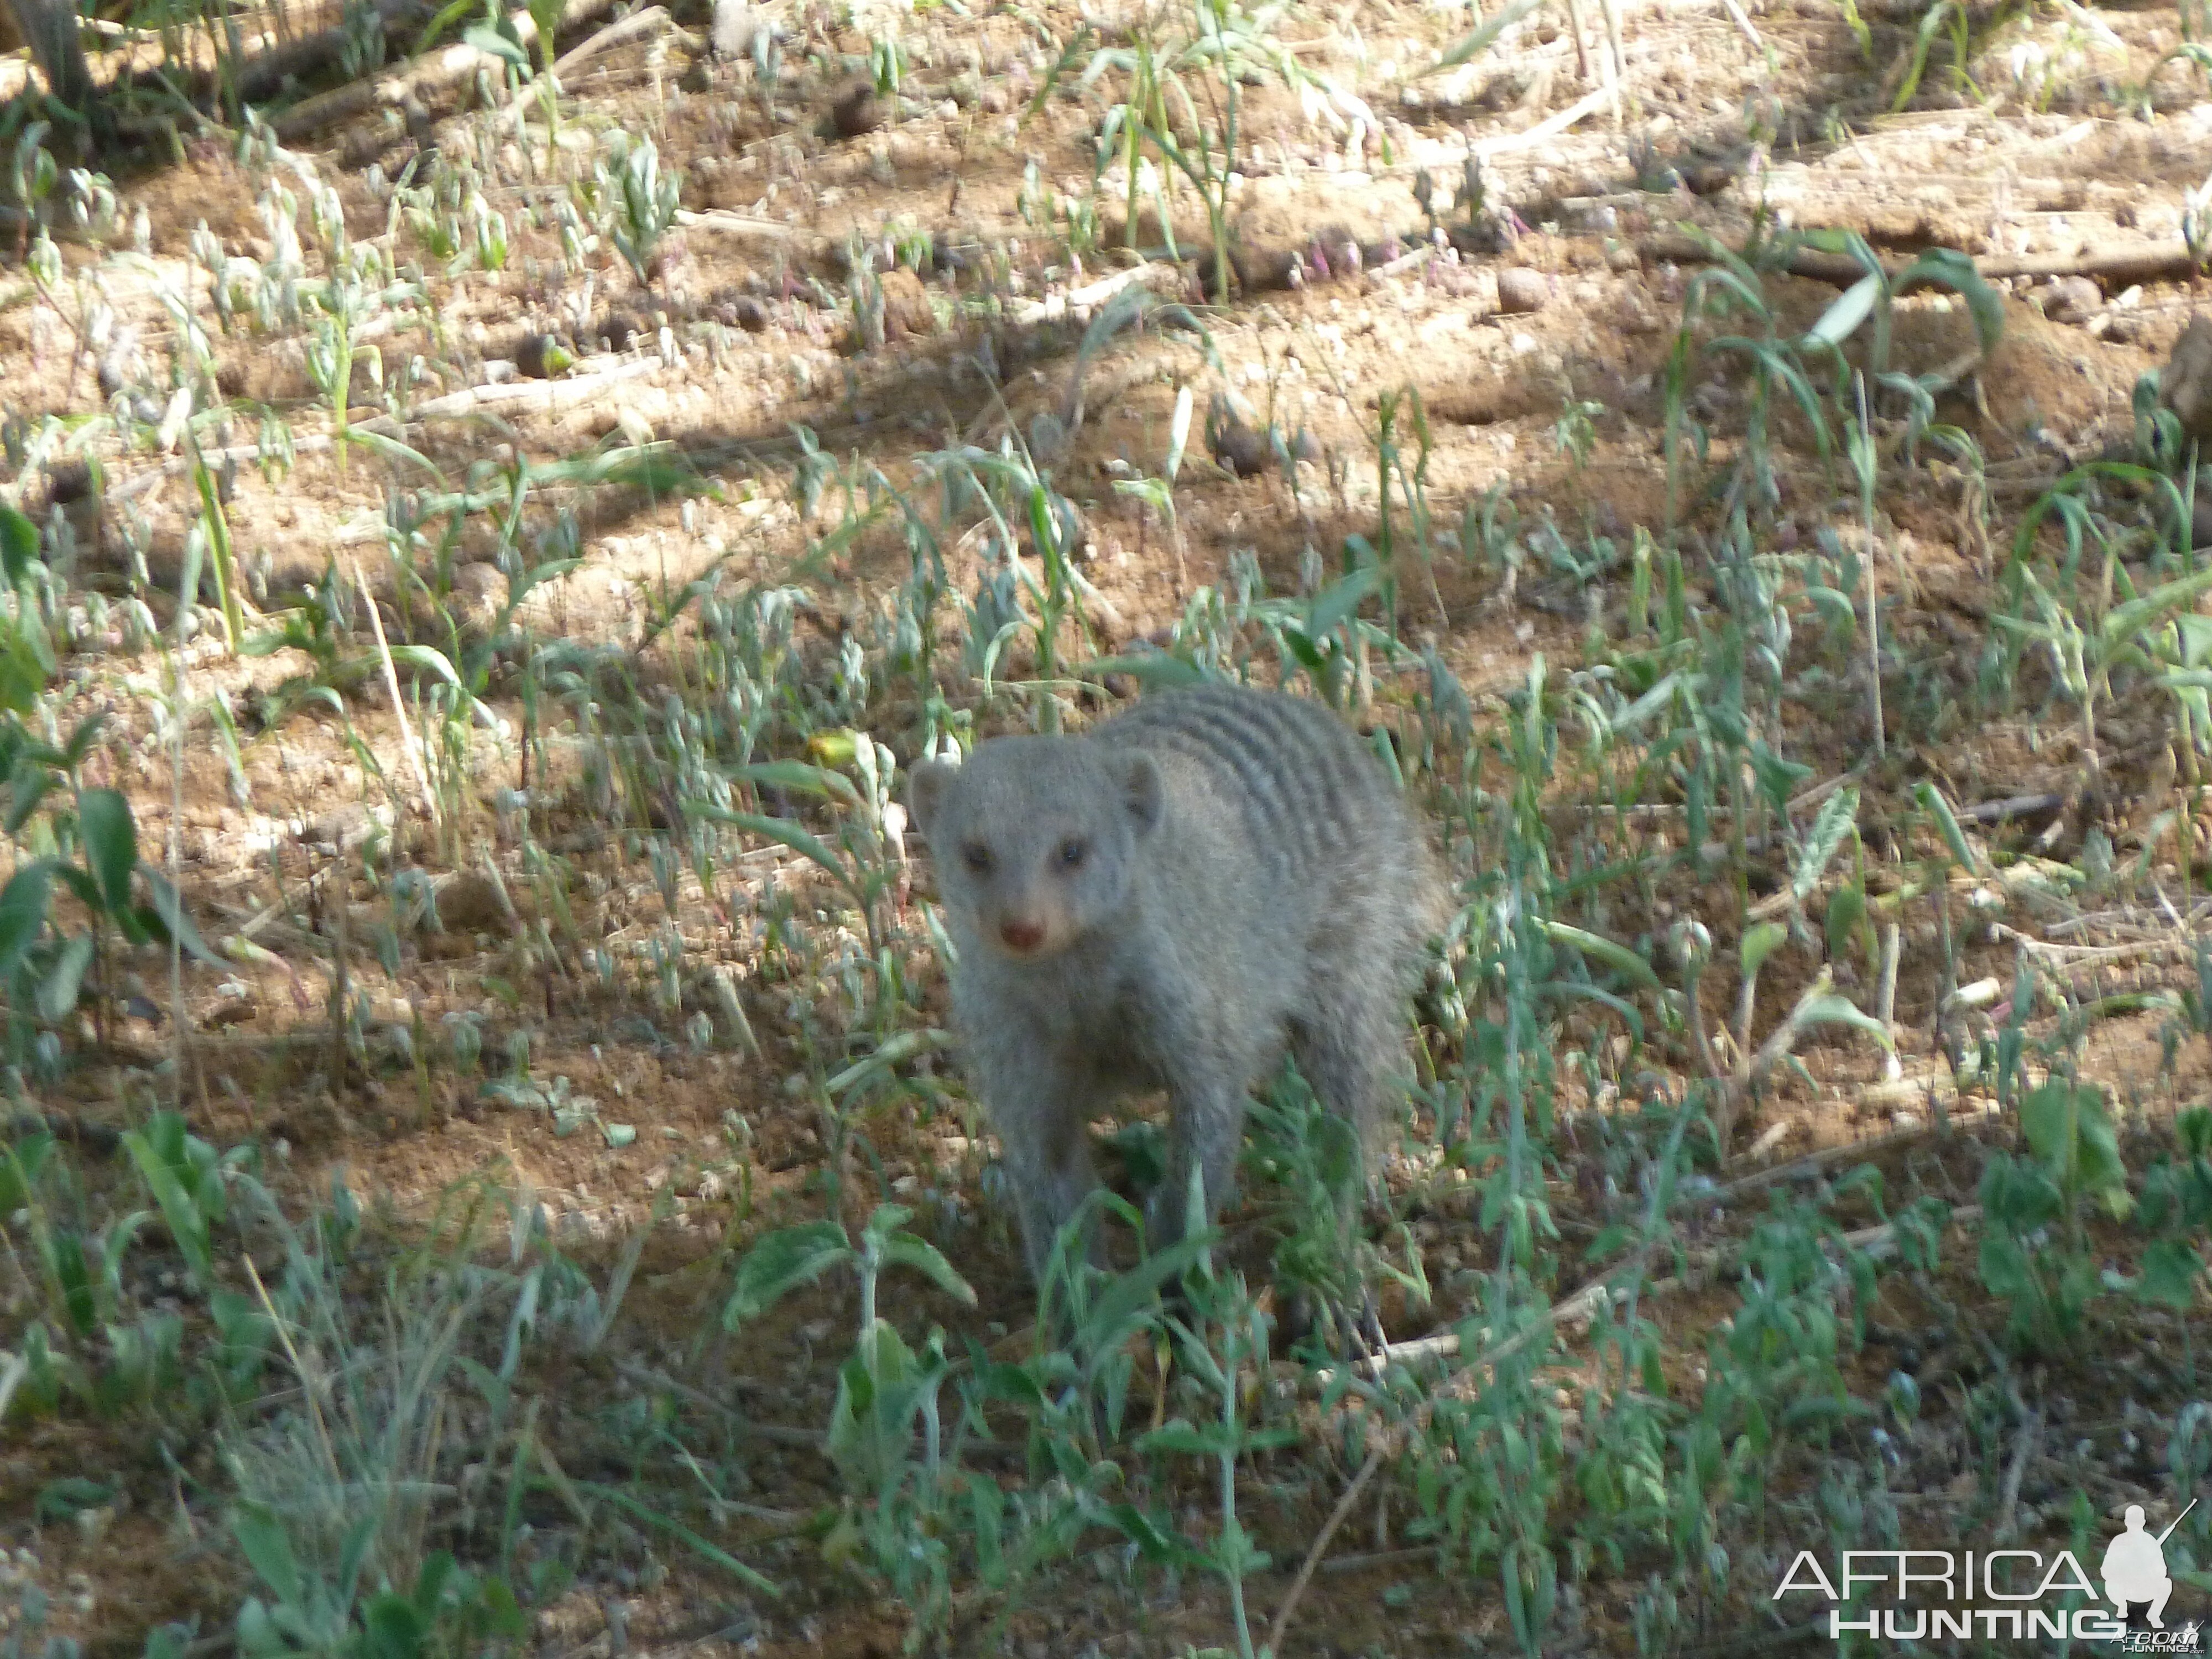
[909,760,953,840]
[1118,753,1164,837]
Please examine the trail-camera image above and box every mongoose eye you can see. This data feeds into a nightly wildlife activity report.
[962,843,994,874]
[1058,837,1089,869]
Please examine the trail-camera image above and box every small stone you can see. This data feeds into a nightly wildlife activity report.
[1208,396,1271,478]
[515,333,570,378]
[1683,158,1739,196]
[2038,274,2101,324]
[711,0,757,56]
[2160,312,2212,444]
[450,561,509,620]
[828,78,885,138]
[878,268,932,340]
[1496,267,1550,313]
[301,802,378,852]
[46,459,94,507]
[435,872,507,933]
[203,994,257,1030]
[1308,222,1362,281]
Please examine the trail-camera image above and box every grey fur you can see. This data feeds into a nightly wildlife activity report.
[907,684,1445,1282]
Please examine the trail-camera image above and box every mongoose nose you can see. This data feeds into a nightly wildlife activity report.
[999,919,1045,952]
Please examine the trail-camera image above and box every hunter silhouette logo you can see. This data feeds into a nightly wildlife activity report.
[2103,1503,2190,1628]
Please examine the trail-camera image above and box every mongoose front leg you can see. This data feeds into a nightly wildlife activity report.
[972,1040,1109,1282]
[1149,1058,1251,1256]
[1286,998,1400,1351]
[1288,990,1399,1198]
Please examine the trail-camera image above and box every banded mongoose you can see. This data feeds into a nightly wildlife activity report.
[907,682,1444,1282]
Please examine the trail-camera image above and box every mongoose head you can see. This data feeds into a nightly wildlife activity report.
[908,737,1163,961]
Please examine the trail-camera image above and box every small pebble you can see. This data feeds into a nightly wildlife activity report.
[828,79,885,138]
[1496,267,1549,314]
[2038,274,2101,324]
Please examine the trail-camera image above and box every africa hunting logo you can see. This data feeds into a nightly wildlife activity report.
[1773,1500,2201,1648]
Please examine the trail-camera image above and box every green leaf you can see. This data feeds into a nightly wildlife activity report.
[139,867,225,966]
[2020,1079,2075,1171]
[0,1133,51,1213]
[462,19,531,64]
[722,1219,854,1327]
[385,644,460,686]
[477,1575,526,1639]
[0,862,52,978]
[59,713,105,768]
[2,768,52,838]
[38,931,93,1022]
[0,629,52,716]
[1135,1418,1235,1457]
[1064,1228,1214,1355]
[722,759,863,807]
[1913,781,1981,875]
[1793,994,1893,1048]
[696,809,854,891]
[1103,1502,1187,1561]
[233,1507,306,1605]
[569,1479,782,1597]
[361,1592,426,1659]
[2101,561,2212,658]
[1976,1228,2036,1299]
[1277,628,1328,672]
[1306,564,1384,641]
[101,1209,150,1305]
[32,1478,112,1522]
[77,787,137,915]
[0,504,37,586]
[1824,880,1867,964]
[2079,1117,2130,1208]
[2135,1237,2204,1311]
[1747,741,1815,811]
[878,1232,979,1306]
[1792,786,1859,900]
[1895,247,2005,356]
[1429,0,1542,71]
[1540,921,1661,990]
[1797,226,1887,278]
[1891,0,1955,111]
[408,1552,458,1622]
[2020,1078,2127,1206]
[341,424,446,482]
[124,1123,215,1284]
[56,858,108,911]
[52,1225,99,1333]
[1739,921,1788,977]
[234,1598,284,1659]
[1803,272,1885,352]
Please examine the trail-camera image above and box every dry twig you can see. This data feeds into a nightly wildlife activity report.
[498,7,686,128]
[1640,233,2201,293]
[1266,1441,1387,1653]
[273,0,623,139]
